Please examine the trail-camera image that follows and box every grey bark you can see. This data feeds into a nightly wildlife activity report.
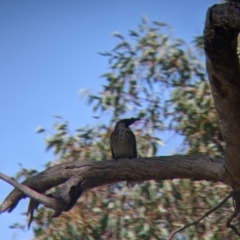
[0,156,229,216]
[204,2,240,186]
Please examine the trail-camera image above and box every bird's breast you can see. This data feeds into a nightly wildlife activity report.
[110,129,136,158]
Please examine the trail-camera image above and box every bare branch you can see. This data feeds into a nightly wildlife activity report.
[226,190,240,236]
[0,172,64,210]
[168,191,236,240]
[226,210,240,236]
[0,155,229,217]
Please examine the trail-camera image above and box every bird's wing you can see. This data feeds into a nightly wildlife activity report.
[126,129,137,158]
[111,146,116,159]
[133,140,137,158]
[110,132,116,159]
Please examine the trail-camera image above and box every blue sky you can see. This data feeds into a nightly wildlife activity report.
[1,0,218,239]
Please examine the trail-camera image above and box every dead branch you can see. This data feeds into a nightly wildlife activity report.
[226,190,240,236]
[168,190,238,240]
[0,155,228,226]
[0,172,63,210]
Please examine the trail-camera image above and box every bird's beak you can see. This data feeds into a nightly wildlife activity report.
[132,118,141,125]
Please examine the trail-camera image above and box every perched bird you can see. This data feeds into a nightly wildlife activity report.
[110,118,140,187]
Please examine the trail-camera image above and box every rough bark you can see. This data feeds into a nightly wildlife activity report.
[204,2,240,186]
[0,156,229,217]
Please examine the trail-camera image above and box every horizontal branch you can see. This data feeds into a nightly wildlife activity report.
[0,155,230,217]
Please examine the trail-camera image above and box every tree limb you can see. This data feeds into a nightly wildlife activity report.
[204,1,240,185]
[0,155,228,218]
[0,173,64,210]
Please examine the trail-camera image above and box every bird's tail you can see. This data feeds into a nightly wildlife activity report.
[127,181,144,188]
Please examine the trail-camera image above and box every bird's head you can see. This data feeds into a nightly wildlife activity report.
[115,118,140,128]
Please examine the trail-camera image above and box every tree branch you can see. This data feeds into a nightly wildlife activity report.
[0,155,228,218]
[168,190,236,240]
[0,173,64,210]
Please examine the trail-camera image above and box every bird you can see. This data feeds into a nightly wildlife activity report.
[110,118,140,188]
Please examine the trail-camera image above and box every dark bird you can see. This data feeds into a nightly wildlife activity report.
[110,118,140,187]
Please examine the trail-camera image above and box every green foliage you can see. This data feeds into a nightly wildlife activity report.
[13,18,236,239]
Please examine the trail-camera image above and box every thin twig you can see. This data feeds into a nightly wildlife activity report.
[167,192,234,240]
[226,190,240,236]
[226,210,240,236]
